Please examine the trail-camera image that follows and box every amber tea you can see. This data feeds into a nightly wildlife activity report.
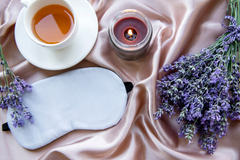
[32,4,74,44]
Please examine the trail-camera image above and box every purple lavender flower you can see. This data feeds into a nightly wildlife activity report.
[12,117,24,128]
[23,111,34,124]
[223,45,229,52]
[210,68,222,83]
[154,15,240,154]
[0,44,33,128]
[198,132,218,154]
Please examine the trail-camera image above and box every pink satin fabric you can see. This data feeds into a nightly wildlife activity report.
[1,0,238,159]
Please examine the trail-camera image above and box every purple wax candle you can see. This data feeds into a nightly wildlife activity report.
[114,17,147,45]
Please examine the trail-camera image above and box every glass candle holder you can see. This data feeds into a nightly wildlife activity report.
[108,9,152,61]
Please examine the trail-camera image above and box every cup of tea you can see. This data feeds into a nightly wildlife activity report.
[21,0,78,50]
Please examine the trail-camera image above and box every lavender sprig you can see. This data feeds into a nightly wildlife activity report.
[155,0,240,154]
[0,44,33,128]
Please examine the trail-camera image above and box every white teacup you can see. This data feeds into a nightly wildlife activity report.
[21,0,78,50]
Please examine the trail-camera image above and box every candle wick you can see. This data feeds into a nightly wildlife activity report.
[124,28,137,41]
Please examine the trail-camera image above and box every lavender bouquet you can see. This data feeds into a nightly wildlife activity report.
[0,44,33,128]
[154,0,240,154]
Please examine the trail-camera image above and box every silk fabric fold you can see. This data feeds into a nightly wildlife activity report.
[1,0,238,160]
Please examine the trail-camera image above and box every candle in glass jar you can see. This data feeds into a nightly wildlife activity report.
[108,9,152,61]
[114,17,147,45]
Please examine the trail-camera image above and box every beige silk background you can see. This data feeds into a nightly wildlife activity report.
[1,0,239,160]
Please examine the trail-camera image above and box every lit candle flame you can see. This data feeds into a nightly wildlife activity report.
[124,28,137,41]
[128,29,133,37]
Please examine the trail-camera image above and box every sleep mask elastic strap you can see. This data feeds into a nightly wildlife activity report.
[2,122,10,131]
[124,82,133,93]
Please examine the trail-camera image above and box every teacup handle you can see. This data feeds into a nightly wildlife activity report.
[20,0,32,7]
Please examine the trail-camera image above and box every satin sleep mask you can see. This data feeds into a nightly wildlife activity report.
[3,67,132,150]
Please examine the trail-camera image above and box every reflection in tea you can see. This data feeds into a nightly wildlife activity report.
[32,5,74,44]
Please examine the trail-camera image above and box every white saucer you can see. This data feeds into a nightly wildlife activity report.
[14,0,98,70]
